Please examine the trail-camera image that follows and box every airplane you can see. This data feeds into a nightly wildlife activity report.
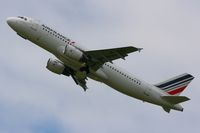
[7,16,194,113]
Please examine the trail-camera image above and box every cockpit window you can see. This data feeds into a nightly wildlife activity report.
[17,16,27,21]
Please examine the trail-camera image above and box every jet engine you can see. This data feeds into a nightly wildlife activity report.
[64,44,87,62]
[46,58,71,76]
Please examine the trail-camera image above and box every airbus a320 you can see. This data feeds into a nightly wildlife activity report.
[7,16,194,113]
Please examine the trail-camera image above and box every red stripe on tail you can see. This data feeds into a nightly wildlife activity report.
[167,86,187,95]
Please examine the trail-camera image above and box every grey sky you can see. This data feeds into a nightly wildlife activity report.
[0,0,199,133]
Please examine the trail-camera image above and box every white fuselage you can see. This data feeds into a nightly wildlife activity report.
[7,17,183,111]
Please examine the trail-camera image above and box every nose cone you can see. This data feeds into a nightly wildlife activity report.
[7,17,16,29]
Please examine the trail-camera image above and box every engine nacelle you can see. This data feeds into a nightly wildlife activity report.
[46,58,70,76]
[64,45,87,62]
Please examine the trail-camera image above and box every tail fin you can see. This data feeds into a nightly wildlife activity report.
[155,73,194,95]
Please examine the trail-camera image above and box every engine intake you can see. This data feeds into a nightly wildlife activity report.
[46,58,70,76]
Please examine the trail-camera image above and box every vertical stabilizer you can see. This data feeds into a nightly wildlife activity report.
[155,73,194,95]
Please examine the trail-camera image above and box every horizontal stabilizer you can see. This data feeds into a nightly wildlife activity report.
[162,96,190,104]
[162,107,171,113]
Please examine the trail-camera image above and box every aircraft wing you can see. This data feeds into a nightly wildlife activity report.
[84,46,142,70]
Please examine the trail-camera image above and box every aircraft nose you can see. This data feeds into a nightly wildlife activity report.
[7,17,16,28]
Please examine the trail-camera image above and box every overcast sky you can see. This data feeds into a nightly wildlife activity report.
[0,0,199,133]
